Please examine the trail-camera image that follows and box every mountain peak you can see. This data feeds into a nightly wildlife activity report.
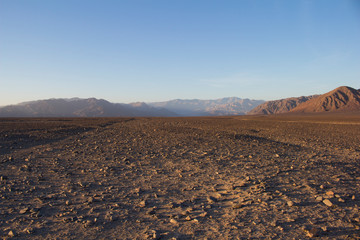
[247,86,360,115]
[291,86,360,113]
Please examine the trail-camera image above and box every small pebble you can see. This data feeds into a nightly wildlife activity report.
[8,230,15,237]
[315,196,323,202]
[323,199,333,207]
[306,227,319,238]
[139,200,147,208]
[19,207,29,214]
[170,218,178,224]
[152,230,160,239]
[326,191,334,197]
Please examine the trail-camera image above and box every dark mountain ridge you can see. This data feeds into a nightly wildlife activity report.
[0,98,176,117]
[0,97,265,117]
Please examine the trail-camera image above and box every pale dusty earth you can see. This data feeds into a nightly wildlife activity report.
[0,114,360,239]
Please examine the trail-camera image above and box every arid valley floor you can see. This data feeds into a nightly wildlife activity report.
[0,114,360,239]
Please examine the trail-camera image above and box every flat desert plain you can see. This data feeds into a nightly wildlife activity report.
[0,114,360,239]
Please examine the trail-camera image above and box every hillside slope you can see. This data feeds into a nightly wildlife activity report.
[291,86,360,113]
[247,96,317,115]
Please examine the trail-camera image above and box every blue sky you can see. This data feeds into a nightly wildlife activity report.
[1,0,359,105]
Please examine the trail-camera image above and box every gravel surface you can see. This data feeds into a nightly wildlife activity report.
[0,115,360,239]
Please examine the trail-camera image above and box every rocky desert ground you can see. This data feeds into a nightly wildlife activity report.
[0,114,360,239]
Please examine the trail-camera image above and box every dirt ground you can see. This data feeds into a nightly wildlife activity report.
[0,114,360,239]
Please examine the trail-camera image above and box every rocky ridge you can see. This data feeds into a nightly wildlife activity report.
[248,86,360,115]
[291,86,360,113]
[248,96,317,115]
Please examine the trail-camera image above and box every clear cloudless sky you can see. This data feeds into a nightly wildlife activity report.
[1,0,360,105]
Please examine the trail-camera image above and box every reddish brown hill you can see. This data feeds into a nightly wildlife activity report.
[291,86,360,113]
[247,95,317,115]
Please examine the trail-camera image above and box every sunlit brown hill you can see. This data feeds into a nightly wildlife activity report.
[290,86,360,113]
[247,95,317,115]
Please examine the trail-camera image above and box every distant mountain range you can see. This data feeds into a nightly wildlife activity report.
[1,86,359,117]
[0,98,176,117]
[0,97,264,117]
[248,86,360,115]
[148,97,265,116]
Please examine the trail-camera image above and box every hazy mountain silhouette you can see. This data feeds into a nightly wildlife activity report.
[148,97,265,116]
[0,97,265,117]
[247,96,317,115]
[290,86,360,113]
[0,98,177,117]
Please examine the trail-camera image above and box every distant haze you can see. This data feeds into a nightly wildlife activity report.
[149,97,264,116]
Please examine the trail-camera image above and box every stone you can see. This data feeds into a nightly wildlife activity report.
[19,207,29,214]
[315,196,323,202]
[326,191,334,197]
[139,200,147,208]
[287,201,294,207]
[170,218,178,224]
[8,230,15,237]
[306,227,319,238]
[152,230,160,239]
[323,199,333,207]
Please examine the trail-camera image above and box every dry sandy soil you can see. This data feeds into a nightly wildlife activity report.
[0,114,360,239]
